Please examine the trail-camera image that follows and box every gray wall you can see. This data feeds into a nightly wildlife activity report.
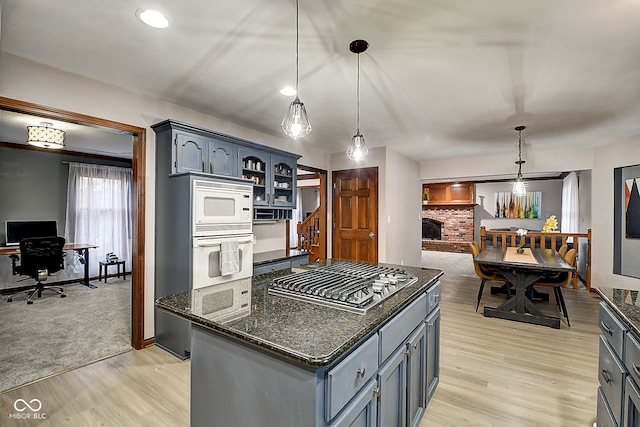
[300,187,319,218]
[0,145,131,288]
[474,179,564,242]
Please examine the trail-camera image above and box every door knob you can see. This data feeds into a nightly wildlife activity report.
[369,232,375,238]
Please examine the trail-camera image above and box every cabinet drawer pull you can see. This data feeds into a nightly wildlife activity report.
[633,364,640,378]
[601,369,612,384]
[356,368,366,378]
[600,321,613,336]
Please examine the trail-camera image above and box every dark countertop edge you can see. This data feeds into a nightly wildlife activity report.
[595,288,640,337]
[253,250,310,266]
[156,268,443,367]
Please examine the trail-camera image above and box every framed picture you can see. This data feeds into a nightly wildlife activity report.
[614,164,640,278]
[493,191,542,219]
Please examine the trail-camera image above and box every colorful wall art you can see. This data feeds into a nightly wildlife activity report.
[494,191,542,219]
[626,177,640,239]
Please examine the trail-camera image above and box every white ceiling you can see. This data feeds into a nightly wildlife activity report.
[1,0,640,163]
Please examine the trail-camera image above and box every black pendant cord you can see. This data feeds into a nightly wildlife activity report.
[295,0,299,94]
[356,52,360,133]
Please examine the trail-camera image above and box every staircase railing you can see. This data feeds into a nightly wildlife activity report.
[297,207,322,262]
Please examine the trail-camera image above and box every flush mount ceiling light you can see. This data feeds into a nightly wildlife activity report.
[280,87,297,96]
[346,39,369,162]
[512,125,527,196]
[281,0,311,140]
[137,9,169,28]
[26,122,66,149]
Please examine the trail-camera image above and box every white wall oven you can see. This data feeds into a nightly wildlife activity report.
[191,277,251,322]
[191,176,254,324]
[192,234,254,289]
[192,179,253,237]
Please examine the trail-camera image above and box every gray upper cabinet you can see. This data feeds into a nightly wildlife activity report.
[175,132,208,174]
[208,139,238,177]
[152,119,301,216]
[239,148,298,209]
[173,133,237,176]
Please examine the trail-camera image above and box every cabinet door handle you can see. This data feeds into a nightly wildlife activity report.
[356,368,366,378]
[601,369,612,384]
[600,321,613,336]
[373,387,380,399]
[210,162,213,172]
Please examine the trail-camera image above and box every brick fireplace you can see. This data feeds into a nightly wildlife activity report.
[422,206,474,253]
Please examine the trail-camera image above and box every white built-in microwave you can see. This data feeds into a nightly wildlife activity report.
[192,179,253,236]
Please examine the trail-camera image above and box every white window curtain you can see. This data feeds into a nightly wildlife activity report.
[289,189,304,248]
[65,162,133,276]
[561,171,580,233]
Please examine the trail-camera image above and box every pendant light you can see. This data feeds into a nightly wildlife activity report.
[512,125,527,196]
[281,0,311,140]
[346,40,369,162]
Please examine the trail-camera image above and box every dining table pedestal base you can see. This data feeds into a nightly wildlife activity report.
[483,269,561,329]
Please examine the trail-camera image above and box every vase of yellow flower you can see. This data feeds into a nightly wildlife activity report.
[543,215,559,233]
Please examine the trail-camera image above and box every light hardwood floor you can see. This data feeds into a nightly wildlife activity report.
[0,274,602,426]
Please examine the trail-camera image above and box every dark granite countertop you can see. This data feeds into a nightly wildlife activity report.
[253,249,310,265]
[597,287,640,337]
[156,259,443,368]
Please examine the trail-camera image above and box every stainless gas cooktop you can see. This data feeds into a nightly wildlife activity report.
[268,261,418,314]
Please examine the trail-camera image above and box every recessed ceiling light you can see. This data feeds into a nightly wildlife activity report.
[137,9,169,29]
[280,87,297,96]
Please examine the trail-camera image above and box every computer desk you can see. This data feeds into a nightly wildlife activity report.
[0,243,99,289]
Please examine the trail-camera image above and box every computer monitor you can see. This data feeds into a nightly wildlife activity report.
[5,220,58,246]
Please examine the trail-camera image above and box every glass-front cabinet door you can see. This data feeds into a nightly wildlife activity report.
[239,148,269,207]
[272,154,297,209]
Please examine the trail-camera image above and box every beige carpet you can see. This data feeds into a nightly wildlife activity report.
[0,277,132,392]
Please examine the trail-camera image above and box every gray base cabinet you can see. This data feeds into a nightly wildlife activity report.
[597,301,640,427]
[190,282,441,427]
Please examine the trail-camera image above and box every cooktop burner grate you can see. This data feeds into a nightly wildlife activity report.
[268,261,418,314]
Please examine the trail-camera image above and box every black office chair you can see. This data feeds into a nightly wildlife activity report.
[7,236,67,304]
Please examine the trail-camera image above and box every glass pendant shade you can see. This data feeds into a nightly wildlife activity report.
[281,96,311,140]
[26,123,66,149]
[512,125,526,196]
[346,131,368,162]
[512,175,526,196]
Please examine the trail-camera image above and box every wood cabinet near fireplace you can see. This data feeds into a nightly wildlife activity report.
[422,182,474,206]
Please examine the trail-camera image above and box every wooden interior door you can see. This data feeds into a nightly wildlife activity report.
[332,167,378,263]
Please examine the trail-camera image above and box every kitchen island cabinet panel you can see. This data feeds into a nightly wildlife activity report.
[425,307,441,403]
[598,386,618,427]
[326,334,379,420]
[191,325,320,427]
[379,293,426,362]
[328,380,378,427]
[599,335,626,427]
[377,344,407,427]
[156,262,443,427]
[407,322,427,427]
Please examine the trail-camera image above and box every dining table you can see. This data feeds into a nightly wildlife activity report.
[473,246,575,328]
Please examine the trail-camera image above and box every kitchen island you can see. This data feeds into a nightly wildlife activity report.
[156,259,443,427]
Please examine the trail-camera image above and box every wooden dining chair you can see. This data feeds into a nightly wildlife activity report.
[470,242,510,312]
[557,244,568,258]
[534,248,577,326]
